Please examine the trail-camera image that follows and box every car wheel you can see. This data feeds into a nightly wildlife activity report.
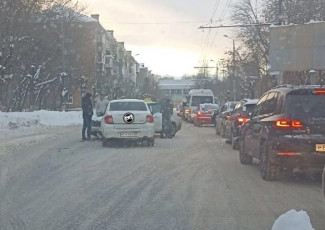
[239,137,253,165]
[102,138,109,147]
[221,124,226,138]
[231,130,238,150]
[259,141,280,181]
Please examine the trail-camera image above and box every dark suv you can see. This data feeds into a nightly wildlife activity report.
[239,85,325,180]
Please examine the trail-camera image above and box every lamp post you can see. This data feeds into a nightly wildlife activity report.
[224,35,236,101]
[210,59,219,80]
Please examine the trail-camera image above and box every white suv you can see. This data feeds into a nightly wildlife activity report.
[101,99,155,146]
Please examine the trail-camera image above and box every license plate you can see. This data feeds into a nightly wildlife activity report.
[316,144,325,152]
[120,132,138,137]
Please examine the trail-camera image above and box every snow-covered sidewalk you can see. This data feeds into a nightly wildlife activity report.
[0,110,83,155]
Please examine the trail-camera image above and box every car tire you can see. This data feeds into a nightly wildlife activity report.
[221,124,226,138]
[231,130,238,150]
[239,138,253,165]
[102,138,109,147]
[148,138,155,146]
[259,141,280,181]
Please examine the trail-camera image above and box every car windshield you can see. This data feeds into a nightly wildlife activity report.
[148,103,161,114]
[110,101,148,111]
[285,94,325,119]
[191,96,213,106]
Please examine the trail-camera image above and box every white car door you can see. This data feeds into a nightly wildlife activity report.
[153,112,163,132]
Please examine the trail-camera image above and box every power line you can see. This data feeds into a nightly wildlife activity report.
[116,20,208,25]
[199,23,272,29]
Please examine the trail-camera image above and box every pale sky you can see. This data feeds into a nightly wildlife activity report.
[79,0,235,77]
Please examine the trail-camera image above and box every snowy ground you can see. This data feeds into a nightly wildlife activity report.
[0,110,83,156]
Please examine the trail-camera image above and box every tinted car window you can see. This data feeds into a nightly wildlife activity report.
[191,96,213,106]
[285,94,325,119]
[110,102,148,111]
[261,92,278,115]
[253,93,268,117]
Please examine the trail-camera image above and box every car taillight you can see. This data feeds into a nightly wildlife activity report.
[104,115,114,124]
[237,116,249,125]
[146,115,154,123]
[197,111,204,116]
[315,89,325,95]
[275,119,303,129]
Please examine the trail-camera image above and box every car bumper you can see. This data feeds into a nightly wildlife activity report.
[101,123,155,139]
[197,117,212,124]
[269,135,325,171]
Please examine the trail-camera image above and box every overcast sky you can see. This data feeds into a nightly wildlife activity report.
[79,0,235,77]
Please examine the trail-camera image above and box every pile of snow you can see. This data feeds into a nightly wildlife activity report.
[0,110,82,139]
[272,210,315,230]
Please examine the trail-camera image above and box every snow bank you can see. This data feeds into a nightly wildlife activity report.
[0,110,82,139]
[272,210,315,230]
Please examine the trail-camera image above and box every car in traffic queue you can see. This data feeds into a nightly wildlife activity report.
[224,99,258,149]
[91,113,103,137]
[184,89,215,123]
[238,85,325,181]
[146,102,182,137]
[101,99,155,146]
[323,165,325,197]
[192,103,219,127]
[215,101,238,137]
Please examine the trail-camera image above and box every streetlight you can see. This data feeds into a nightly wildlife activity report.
[224,35,237,101]
[210,59,219,80]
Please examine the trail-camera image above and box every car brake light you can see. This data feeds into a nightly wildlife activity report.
[104,115,114,124]
[315,89,325,95]
[275,119,303,129]
[146,114,154,123]
[197,111,204,116]
[277,152,301,156]
[237,116,249,125]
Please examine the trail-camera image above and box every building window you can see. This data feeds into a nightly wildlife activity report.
[176,89,182,95]
[171,89,177,95]
[183,89,190,95]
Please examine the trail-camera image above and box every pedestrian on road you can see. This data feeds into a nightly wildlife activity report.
[160,94,174,138]
[95,93,109,116]
[82,92,93,141]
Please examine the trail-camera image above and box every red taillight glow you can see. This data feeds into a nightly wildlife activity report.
[237,116,249,125]
[197,111,205,116]
[277,152,301,156]
[315,89,325,95]
[104,115,114,124]
[146,115,154,123]
[275,119,303,129]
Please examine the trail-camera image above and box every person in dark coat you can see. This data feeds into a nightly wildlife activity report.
[82,92,93,140]
[160,94,174,138]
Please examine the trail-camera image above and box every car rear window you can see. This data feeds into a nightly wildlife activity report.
[200,104,218,111]
[285,94,325,119]
[191,96,213,106]
[110,102,148,111]
[244,104,256,113]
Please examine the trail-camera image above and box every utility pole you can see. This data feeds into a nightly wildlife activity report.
[278,0,284,25]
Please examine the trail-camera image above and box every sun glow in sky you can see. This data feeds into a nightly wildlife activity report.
[79,0,233,77]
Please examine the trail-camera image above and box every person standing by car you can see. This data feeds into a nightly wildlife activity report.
[82,92,93,141]
[95,93,109,116]
[160,94,174,138]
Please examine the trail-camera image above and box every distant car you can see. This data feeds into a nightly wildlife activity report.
[239,85,325,181]
[224,99,258,149]
[215,101,238,137]
[192,103,219,126]
[146,102,182,137]
[101,99,155,146]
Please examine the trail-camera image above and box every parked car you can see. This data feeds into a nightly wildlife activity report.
[192,103,219,126]
[215,101,238,137]
[101,99,155,146]
[224,99,258,149]
[239,85,325,180]
[146,102,182,137]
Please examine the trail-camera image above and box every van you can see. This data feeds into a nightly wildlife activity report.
[184,89,215,122]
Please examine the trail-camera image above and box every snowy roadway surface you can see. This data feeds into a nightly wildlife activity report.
[0,124,324,230]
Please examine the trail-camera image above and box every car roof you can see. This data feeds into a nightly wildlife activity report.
[242,99,259,105]
[268,85,325,94]
[110,99,146,103]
